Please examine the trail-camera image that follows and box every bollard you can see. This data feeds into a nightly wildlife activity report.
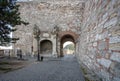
[41,56,43,61]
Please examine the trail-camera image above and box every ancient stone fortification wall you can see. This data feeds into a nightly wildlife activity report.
[77,0,120,81]
[14,0,84,55]
[14,0,120,80]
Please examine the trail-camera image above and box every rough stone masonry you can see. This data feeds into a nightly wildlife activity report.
[76,0,120,81]
[14,0,83,56]
[14,0,120,81]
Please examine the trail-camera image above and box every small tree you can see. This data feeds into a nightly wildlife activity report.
[0,0,28,46]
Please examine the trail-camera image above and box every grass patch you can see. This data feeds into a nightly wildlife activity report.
[81,67,87,75]
[81,67,91,81]
[0,62,10,65]
[0,67,12,72]
[81,66,102,81]
[0,62,23,65]
[84,77,90,81]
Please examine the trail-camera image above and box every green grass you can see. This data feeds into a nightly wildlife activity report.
[0,62,10,65]
[84,77,91,81]
[81,67,91,81]
[81,66,102,81]
[0,67,12,72]
[0,62,14,72]
[81,67,87,75]
[0,62,21,65]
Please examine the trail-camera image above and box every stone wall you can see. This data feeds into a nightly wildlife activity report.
[14,0,120,80]
[78,0,120,81]
[14,0,84,55]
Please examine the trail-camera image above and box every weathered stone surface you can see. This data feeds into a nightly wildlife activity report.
[110,62,120,77]
[113,77,120,81]
[104,17,117,28]
[100,69,111,81]
[110,52,120,62]
[95,34,102,40]
[17,0,83,31]
[109,36,120,43]
[101,31,109,39]
[13,0,120,81]
[109,43,120,50]
[109,26,120,37]
[76,0,120,80]
[15,0,84,55]
[97,58,111,68]
[98,41,107,50]
[93,42,97,47]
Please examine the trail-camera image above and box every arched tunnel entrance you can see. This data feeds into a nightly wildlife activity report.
[60,34,76,57]
[63,41,75,55]
[40,40,53,54]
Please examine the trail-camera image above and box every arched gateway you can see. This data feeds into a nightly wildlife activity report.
[58,31,78,57]
[60,34,75,57]
[40,40,52,54]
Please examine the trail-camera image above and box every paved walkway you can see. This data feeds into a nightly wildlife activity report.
[0,55,85,81]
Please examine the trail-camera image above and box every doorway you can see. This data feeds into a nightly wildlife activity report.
[63,41,75,55]
[40,40,52,54]
[60,34,75,57]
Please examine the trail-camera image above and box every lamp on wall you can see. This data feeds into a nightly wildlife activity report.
[33,24,41,61]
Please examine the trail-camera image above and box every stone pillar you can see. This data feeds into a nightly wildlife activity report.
[33,38,37,56]
[52,38,57,57]
[57,41,61,57]
[11,44,17,57]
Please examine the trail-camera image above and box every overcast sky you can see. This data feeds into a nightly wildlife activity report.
[63,41,74,48]
[17,0,33,1]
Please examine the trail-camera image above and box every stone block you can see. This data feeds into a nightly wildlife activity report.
[95,34,102,40]
[109,36,120,43]
[93,42,97,47]
[102,12,108,19]
[110,62,120,77]
[109,12,117,19]
[113,77,120,81]
[105,53,110,59]
[96,26,103,34]
[100,69,112,81]
[110,26,120,37]
[110,52,120,62]
[98,41,107,50]
[104,17,117,28]
[97,58,111,68]
[98,50,107,57]
[109,43,120,50]
[101,31,108,39]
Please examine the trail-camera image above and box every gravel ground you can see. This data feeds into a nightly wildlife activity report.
[0,55,85,81]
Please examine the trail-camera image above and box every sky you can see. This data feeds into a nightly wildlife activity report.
[0,46,12,49]
[17,0,33,1]
[63,41,74,48]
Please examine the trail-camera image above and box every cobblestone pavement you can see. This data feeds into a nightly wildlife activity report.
[0,55,85,81]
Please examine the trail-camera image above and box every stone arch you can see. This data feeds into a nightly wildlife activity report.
[59,31,78,41]
[40,40,53,54]
[59,31,78,57]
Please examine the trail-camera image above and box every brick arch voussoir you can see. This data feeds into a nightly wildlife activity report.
[59,31,78,42]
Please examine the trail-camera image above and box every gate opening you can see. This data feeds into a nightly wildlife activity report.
[40,40,52,54]
[60,34,76,57]
[63,41,75,55]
